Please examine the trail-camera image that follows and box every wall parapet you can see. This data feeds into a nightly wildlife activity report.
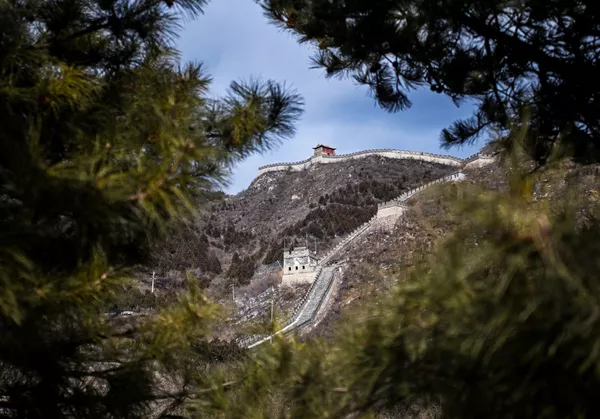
[463,152,494,163]
[258,156,313,171]
[257,149,470,176]
[463,153,496,169]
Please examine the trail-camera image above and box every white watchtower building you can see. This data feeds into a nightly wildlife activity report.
[282,246,318,286]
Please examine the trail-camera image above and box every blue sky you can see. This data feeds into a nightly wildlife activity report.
[178,0,482,194]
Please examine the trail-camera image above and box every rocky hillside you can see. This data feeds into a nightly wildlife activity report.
[211,156,455,261]
[143,154,458,304]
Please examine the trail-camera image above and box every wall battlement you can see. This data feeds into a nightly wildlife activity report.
[257,149,466,176]
[257,148,494,177]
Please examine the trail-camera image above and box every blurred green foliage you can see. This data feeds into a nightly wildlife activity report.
[0,0,303,416]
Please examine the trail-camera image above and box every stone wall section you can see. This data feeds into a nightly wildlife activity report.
[301,266,343,335]
[463,154,496,169]
[257,150,495,177]
[258,149,466,175]
[282,271,318,286]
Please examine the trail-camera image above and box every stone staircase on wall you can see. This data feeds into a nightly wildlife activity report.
[240,171,467,348]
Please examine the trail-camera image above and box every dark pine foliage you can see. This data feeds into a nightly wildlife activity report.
[0,0,303,417]
[151,228,223,275]
[259,0,600,164]
[227,252,257,285]
[298,203,377,238]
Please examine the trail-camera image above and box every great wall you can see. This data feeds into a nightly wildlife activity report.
[257,148,493,176]
[240,149,495,348]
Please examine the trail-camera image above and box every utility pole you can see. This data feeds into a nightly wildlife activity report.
[231,283,235,302]
[151,271,155,294]
[270,287,274,323]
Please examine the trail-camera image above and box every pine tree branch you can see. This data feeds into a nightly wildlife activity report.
[64,365,127,378]
[144,381,237,401]
[0,400,19,410]
[459,12,597,78]
[29,0,161,50]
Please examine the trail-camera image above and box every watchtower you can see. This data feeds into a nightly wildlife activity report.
[313,144,336,156]
[282,246,318,285]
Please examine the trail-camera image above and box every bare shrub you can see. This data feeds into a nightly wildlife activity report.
[241,271,281,298]
[150,222,222,281]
